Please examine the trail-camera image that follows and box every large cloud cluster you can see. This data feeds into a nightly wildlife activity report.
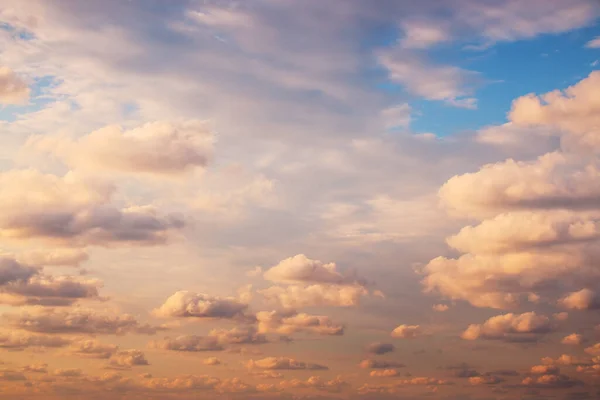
[5,307,164,335]
[424,72,600,309]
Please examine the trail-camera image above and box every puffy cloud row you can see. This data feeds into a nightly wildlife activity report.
[246,357,328,371]
[4,307,164,335]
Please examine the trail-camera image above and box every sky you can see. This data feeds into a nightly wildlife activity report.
[0,0,600,399]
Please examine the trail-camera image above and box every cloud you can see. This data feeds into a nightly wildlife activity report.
[381,103,411,129]
[53,368,83,377]
[0,66,29,104]
[366,342,395,355]
[521,373,582,388]
[509,71,600,152]
[5,307,163,335]
[108,350,149,369]
[68,339,119,359]
[432,304,449,312]
[21,363,48,373]
[587,36,600,48]
[263,254,351,284]
[154,290,250,319]
[585,343,600,356]
[278,376,349,393]
[208,326,267,345]
[0,169,183,246]
[378,51,478,108]
[256,310,344,336]
[369,369,399,378]
[561,333,584,346]
[0,330,71,349]
[16,249,89,268]
[461,312,555,342]
[359,360,406,369]
[559,289,600,310]
[0,258,37,285]
[1,275,102,306]
[27,120,213,177]
[468,375,504,385]
[259,284,368,308]
[203,357,221,366]
[246,357,328,370]
[0,369,27,381]
[424,73,600,309]
[391,324,422,339]
[151,335,223,352]
[399,20,450,49]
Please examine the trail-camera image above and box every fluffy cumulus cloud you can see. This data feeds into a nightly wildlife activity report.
[5,307,163,335]
[259,254,371,308]
[263,254,349,284]
[0,66,29,104]
[424,72,600,309]
[391,324,422,339]
[246,357,328,371]
[154,290,250,319]
[461,312,555,342]
[256,310,344,336]
[0,169,183,246]
[28,120,213,176]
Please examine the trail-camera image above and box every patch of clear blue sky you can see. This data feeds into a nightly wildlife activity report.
[379,21,600,137]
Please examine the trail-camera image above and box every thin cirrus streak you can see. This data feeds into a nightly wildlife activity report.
[0,0,598,399]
